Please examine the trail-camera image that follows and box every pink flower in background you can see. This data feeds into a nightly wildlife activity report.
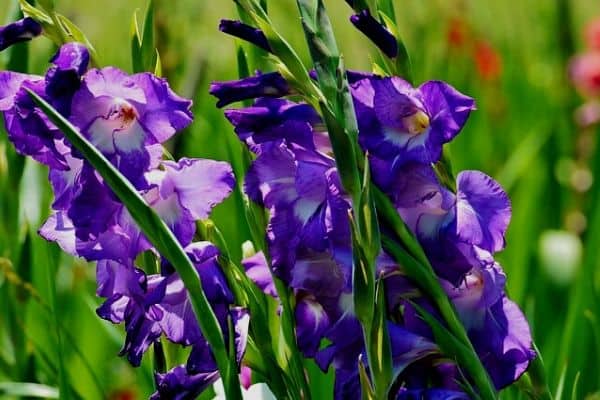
[569,52,600,98]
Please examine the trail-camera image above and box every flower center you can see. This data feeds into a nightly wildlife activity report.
[403,110,430,135]
[107,98,138,130]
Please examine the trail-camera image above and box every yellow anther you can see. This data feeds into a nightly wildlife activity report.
[403,110,430,135]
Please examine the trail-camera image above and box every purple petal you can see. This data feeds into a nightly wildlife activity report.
[454,170,511,253]
[224,98,320,150]
[418,80,476,143]
[150,365,219,400]
[242,251,277,298]
[130,72,193,143]
[38,212,76,255]
[160,158,234,220]
[45,43,89,114]
[295,295,331,357]
[244,141,297,206]
[470,296,536,389]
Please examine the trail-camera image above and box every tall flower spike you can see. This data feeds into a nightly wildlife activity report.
[0,17,42,52]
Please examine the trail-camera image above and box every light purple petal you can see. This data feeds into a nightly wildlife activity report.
[161,158,234,220]
[455,170,511,253]
[242,251,277,298]
[130,72,193,143]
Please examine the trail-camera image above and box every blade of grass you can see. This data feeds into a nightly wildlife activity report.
[0,382,59,398]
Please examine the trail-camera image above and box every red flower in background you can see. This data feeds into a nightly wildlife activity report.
[108,389,136,400]
[447,17,468,48]
[585,17,600,50]
[446,17,503,81]
[474,40,502,81]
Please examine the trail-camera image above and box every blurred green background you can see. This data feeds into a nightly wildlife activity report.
[1,0,600,399]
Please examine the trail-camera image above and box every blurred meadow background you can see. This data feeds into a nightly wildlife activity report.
[1,0,600,398]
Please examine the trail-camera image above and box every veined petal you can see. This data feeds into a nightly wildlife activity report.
[161,158,234,220]
[455,170,511,253]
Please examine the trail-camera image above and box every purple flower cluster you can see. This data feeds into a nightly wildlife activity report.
[215,70,535,398]
[0,42,246,399]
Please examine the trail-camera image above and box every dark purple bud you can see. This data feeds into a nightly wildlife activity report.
[0,17,42,52]
[209,71,290,108]
[45,43,90,114]
[350,10,398,58]
[219,19,271,52]
[50,42,90,75]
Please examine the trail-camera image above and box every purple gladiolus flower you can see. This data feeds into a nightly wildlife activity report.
[444,249,535,389]
[219,19,271,52]
[150,308,249,399]
[96,241,247,370]
[0,43,90,169]
[210,72,290,108]
[350,10,398,58]
[376,160,511,285]
[0,17,42,52]
[69,67,193,188]
[352,76,475,166]
[40,156,233,262]
[0,74,68,169]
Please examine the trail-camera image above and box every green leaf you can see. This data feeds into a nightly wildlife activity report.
[0,382,59,398]
[358,356,375,400]
[18,0,62,44]
[370,277,392,398]
[130,9,143,73]
[38,228,70,400]
[130,1,159,73]
[141,0,157,71]
[154,49,162,77]
[26,89,244,400]
[378,12,412,82]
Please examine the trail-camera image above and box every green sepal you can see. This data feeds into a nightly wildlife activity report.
[358,356,375,400]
